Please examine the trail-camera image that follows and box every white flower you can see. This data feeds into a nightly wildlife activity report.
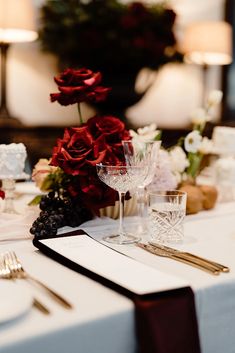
[137,123,157,136]
[169,146,189,173]
[190,108,211,125]
[129,123,160,143]
[206,90,223,107]
[184,130,202,153]
[198,137,213,154]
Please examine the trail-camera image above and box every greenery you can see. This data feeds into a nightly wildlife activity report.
[39,0,182,73]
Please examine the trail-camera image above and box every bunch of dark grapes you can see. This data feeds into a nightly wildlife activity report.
[30,192,93,238]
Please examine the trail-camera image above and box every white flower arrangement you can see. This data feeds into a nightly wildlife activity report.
[132,89,222,189]
[168,89,223,183]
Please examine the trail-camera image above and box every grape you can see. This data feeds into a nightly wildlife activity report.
[30,192,93,238]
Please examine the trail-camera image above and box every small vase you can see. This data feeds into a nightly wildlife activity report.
[179,180,218,214]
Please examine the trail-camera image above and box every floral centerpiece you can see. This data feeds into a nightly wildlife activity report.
[30,67,131,238]
[149,90,223,214]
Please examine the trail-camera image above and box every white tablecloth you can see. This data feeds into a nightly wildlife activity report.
[0,185,235,353]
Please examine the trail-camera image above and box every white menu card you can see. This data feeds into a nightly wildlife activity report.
[40,234,187,295]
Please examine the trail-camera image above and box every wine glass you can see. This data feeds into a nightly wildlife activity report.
[122,140,161,234]
[96,164,147,244]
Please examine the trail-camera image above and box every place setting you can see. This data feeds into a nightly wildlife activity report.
[0,250,73,319]
[1,1,235,353]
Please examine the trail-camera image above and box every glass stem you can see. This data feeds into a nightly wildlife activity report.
[118,192,125,241]
[137,186,147,232]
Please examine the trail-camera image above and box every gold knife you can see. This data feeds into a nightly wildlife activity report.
[137,243,220,275]
[149,242,230,273]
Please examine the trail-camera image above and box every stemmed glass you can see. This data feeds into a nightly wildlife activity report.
[122,140,161,234]
[96,164,147,244]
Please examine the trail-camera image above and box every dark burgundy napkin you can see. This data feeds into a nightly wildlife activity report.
[33,230,201,353]
[134,287,201,353]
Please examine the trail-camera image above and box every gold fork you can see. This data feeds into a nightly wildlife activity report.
[0,256,50,315]
[4,251,72,310]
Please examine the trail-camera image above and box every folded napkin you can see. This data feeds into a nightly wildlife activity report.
[134,288,201,353]
[33,230,201,353]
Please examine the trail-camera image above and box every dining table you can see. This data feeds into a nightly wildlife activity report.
[0,181,235,353]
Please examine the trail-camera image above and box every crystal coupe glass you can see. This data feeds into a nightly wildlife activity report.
[122,140,161,234]
[96,164,147,244]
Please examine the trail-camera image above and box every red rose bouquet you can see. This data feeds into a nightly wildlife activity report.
[30,68,130,238]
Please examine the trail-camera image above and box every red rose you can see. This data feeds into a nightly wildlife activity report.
[87,115,130,164]
[88,115,130,141]
[50,68,111,106]
[50,126,107,175]
[79,174,117,214]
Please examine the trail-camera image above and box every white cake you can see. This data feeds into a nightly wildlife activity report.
[214,156,235,202]
[212,126,235,155]
[0,143,27,179]
[214,156,235,185]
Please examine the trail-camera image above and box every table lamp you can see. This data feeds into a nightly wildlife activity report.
[182,21,233,103]
[0,0,38,126]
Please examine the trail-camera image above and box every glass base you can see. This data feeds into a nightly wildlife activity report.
[103,233,140,245]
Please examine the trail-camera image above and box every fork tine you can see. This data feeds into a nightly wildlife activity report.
[0,255,12,279]
[12,251,24,274]
[4,251,20,277]
[12,251,22,270]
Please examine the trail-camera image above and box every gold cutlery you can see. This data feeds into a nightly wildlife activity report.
[137,243,220,275]
[0,258,50,315]
[3,251,73,310]
[149,242,230,273]
[32,299,50,315]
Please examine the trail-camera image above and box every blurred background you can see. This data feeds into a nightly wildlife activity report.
[0,0,234,165]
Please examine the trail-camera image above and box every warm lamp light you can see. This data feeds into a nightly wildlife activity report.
[0,0,38,125]
[182,21,233,104]
[182,21,232,66]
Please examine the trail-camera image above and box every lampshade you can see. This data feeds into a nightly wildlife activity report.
[182,21,233,66]
[0,0,38,43]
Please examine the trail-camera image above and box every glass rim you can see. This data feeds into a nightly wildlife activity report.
[147,190,187,197]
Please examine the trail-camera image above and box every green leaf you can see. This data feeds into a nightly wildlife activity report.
[41,177,54,191]
[154,131,162,141]
[28,195,43,206]
[187,153,203,178]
